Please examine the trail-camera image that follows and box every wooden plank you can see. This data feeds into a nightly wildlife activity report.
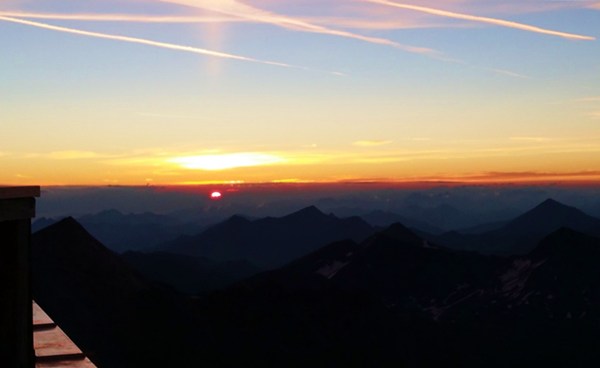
[32,303,97,367]
[36,357,97,368]
[33,302,56,329]
[34,326,84,360]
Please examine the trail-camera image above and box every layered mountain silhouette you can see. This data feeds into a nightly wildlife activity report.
[33,209,205,253]
[357,209,444,234]
[430,198,600,254]
[32,218,205,367]
[30,200,600,367]
[160,206,374,268]
[202,223,600,366]
[77,209,203,252]
[493,198,600,237]
[237,222,500,314]
[504,227,600,317]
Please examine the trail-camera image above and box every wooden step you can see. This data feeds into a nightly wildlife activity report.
[34,326,85,361]
[33,301,57,330]
[33,301,97,368]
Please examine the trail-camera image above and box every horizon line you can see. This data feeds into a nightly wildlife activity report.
[17,178,600,190]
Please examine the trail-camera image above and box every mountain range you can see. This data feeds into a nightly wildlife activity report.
[159,206,375,268]
[32,209,205,253]
[196,219,600,366]
[30,198,600,366]
[31,217,204,367]
[427,198,600,254]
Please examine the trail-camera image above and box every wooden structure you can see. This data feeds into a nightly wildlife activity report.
[33,301,96,367]
[0,186,40,368]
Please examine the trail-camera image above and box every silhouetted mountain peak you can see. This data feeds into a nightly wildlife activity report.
[56,215,79,226]
[284,205,328,220]
[203,214,252,235]
[514,198,581,219]
[380,222,422,243]
[33,216,113,257]
[41,216,89,237]
[226,214,252,225]
[529,227,600,260]
[492,198,600,241]
[534,198,570,211]
[161,205,373,268]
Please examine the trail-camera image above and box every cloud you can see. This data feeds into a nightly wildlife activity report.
[486,68,529,79]
[32,150,113,160]
[365,0,595,41]
[460,170,600,182]
[136,112,201,120]
[48,151,102,160]
[160,0,438,56]
[169,152,285,170]
[0,16,304,70]
[588,111,600,119]
[270,178,314,183]
[577,96,600,102]
[353,140,393,147]
[509,137,551,142]
[408,137,431,142]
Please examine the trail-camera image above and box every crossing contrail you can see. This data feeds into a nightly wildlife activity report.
[366,0,595,41]
[159,0,438,55]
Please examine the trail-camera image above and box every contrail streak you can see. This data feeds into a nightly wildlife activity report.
[0,16,298,69]
[0,11,445,31]
[366,0,595,41]
[0,11,243,23]
[160,0,438,55]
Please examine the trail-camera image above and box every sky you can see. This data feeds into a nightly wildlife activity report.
[2,0,600,186]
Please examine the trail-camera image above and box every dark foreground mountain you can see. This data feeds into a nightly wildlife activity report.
[429,198,600,255]
[160,206,375,268]
[121,250,260,294]
[32,216,600,367]
[441,228,600,367]
[197,225,600,367]
[31,216,57,232]
[32,218,205,367]
[495,227,600,319]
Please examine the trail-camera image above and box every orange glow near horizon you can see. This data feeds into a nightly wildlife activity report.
[3,149,600,187]
[2,2,599,189]
[8,171,600,188]
[4,131,600,187]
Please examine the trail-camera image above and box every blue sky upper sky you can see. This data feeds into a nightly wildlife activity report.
[1,0,599,185]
